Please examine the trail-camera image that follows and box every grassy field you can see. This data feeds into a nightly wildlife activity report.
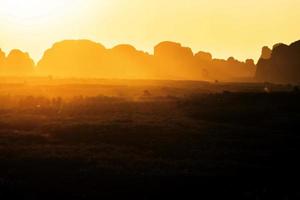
[0,78,299,199]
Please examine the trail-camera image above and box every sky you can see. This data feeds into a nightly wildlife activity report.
[0,0,299,62]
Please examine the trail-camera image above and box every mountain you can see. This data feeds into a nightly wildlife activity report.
[36,39,255,80]
[37,40,107,77]
[0,49,34,76]
[256,40,300,84]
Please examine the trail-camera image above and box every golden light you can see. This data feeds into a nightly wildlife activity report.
[0,0,81,25]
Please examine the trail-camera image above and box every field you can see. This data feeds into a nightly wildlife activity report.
[0,78,300,199]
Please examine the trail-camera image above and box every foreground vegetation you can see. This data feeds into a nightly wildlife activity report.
[0,79,299,199]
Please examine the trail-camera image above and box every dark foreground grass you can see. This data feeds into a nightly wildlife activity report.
[0,87,300,199]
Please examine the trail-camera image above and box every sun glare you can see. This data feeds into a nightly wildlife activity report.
[0,0,79,24]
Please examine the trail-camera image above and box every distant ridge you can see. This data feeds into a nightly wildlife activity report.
[2,39,257,81]
[36,40,255,80]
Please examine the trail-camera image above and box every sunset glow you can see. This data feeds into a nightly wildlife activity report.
[0,0,300,61]
[0,1,300,198]
[1,0,69,20]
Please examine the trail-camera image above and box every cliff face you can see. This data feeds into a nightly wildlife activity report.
[256,40,300,84]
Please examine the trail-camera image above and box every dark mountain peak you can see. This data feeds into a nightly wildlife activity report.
[256,39,300,83]
[289,40,300,47]
[260,46,272,60]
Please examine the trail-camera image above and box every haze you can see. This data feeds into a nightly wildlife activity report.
[0,0,299,62]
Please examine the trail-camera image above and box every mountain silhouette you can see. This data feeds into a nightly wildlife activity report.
[0,49,34,76]
[35,39,255,80]
[154,41,201,80]
[0,49,5,68]
[256,40,300,83]
[107,44,154,79]
[37,40,107,77]
[209,57,255,81]
[0,39,261,80]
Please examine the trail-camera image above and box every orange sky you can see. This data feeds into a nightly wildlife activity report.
[0,0,299,62]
